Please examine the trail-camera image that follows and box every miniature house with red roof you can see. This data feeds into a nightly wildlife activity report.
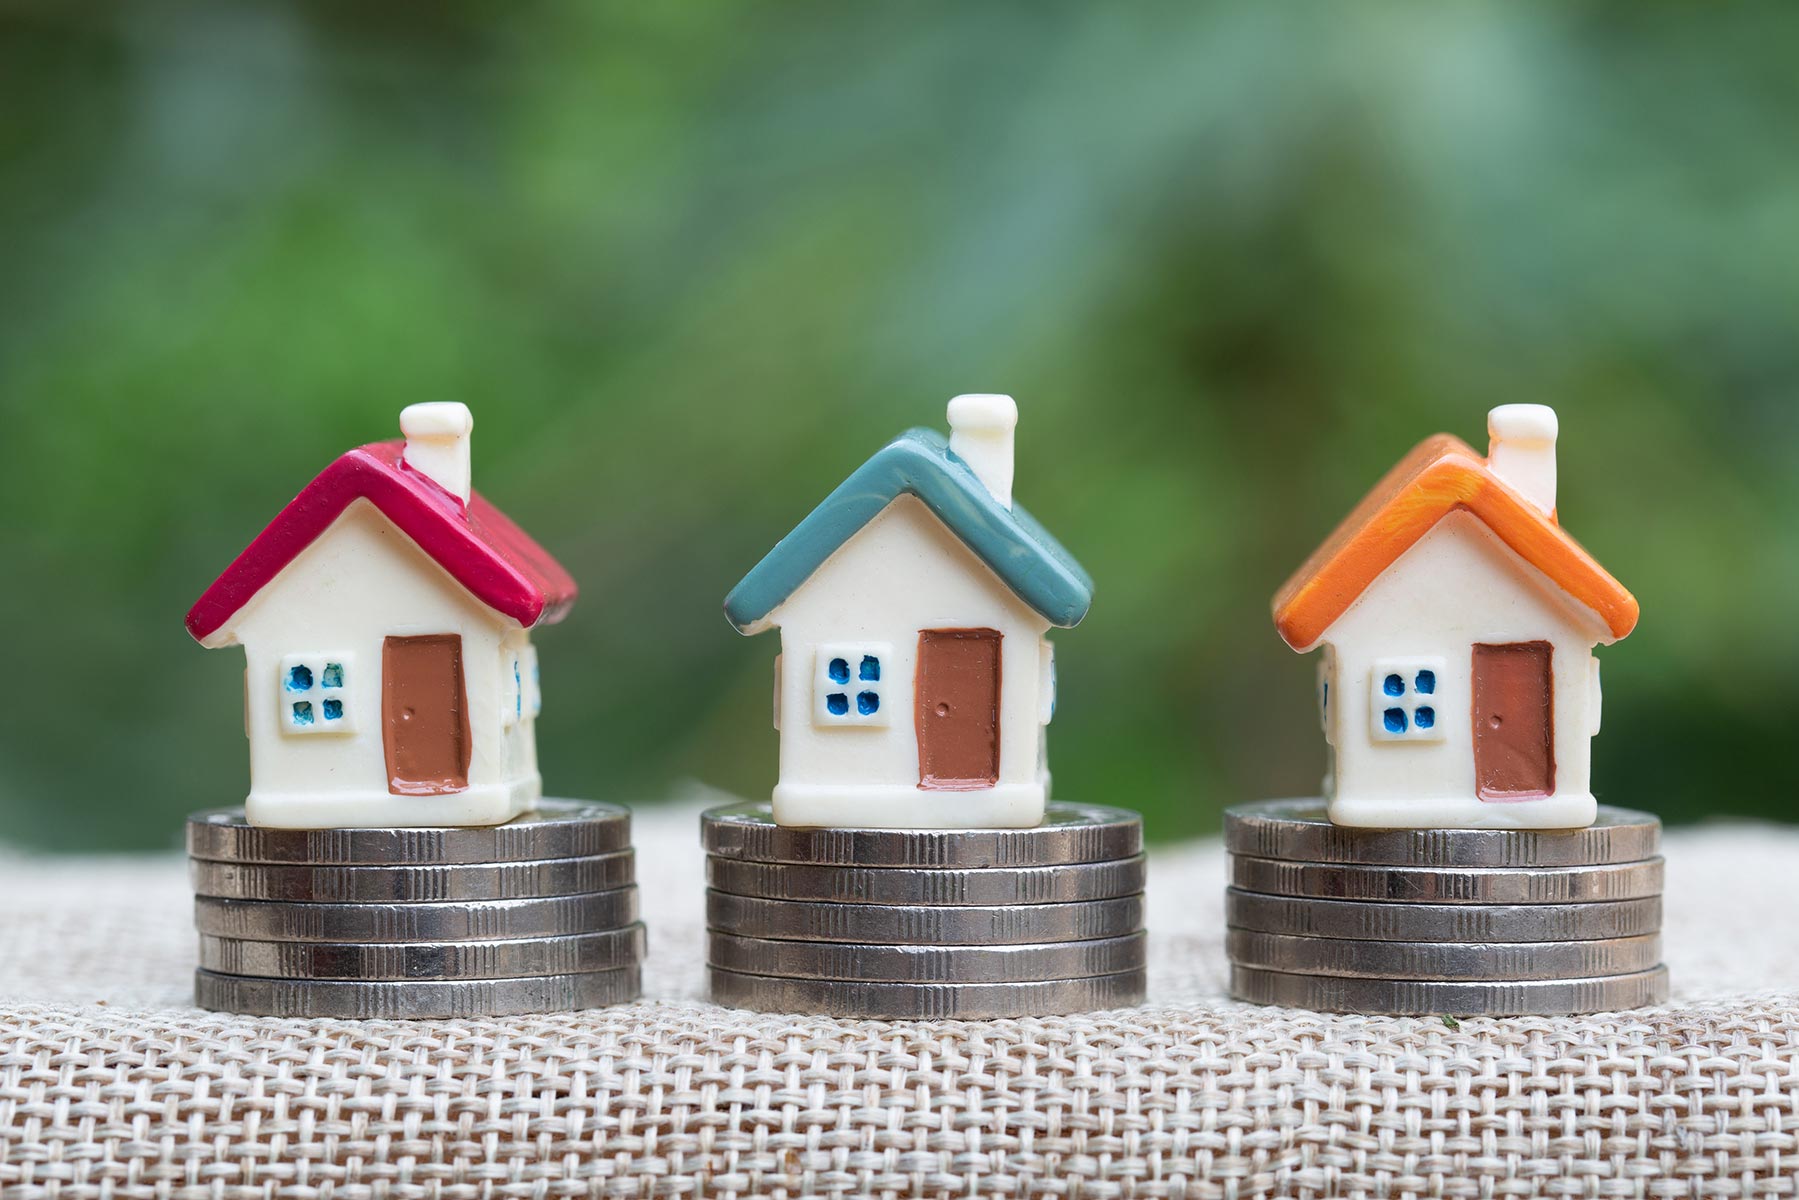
[1273,405,1638,830]
[187,403,576,829]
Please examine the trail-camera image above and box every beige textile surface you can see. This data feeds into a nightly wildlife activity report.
[2,800,1797,1199]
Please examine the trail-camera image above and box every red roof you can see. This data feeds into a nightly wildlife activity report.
[187,440,577,642]
[1273,434,1637,652]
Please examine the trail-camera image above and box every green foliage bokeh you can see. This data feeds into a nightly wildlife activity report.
[2,2,1794,851]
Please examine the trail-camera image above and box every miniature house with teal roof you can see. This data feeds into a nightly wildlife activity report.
[726,395,1092,829]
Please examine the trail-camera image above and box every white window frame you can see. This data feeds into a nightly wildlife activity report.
[813,642,891,728]
[278,652,355,735]
[523,643,542,721]
[1318,646,1336,743]
[772,653,783,731]
[1588,655,1602,736]
[1369,656,1446,743]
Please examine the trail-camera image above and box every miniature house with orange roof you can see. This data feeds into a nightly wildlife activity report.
[1273,405,1638,830]
[186,403,576,830]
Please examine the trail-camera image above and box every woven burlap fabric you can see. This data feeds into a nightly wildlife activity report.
[3,802,1796,1198]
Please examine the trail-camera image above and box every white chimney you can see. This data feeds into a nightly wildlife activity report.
[400,402,474,504]
[947,393,1017,509]
[1487,403,1558,516]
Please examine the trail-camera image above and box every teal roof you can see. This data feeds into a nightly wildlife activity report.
[724,428,1094,632]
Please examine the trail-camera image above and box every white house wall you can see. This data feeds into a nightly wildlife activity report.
[211,499,542,828]
[1320,510,1609,829]
[768,494,1053,828]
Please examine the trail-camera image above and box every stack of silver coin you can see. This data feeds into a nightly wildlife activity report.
[702,801,1148,1019]
[187,800,644,1018]
[1224,799,1668,1015]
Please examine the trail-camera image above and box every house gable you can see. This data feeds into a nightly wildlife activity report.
[188,440,576,646]
[220,499,519,649]
[725,428,1092,636]
[769,493,1047,640]
[1324,510,1608,656]
[1273,435,1637,652]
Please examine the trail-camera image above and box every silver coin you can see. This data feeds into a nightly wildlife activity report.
[701,801,1141,867]
[705,855,1145,906]
[1229,964,1670,1017]
[199,925,647,981]
[709,966,1146,1019]
[707,890,1144,945]
[1224,799,1661,867]
[1229,855,1664,904]
[187,800,631,864]
[194,966,642,1018]
[1227,929,1662,981]
[193,888,639,943]
[1224,889,1663,943]
[190,850,635,903]
[708,931,1146,983]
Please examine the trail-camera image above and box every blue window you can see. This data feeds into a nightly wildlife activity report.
[816,643,891,726]
[280,654,353,734]
[1370,658,1446,742]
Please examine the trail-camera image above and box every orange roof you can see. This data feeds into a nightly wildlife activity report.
[1273,434,1639,651]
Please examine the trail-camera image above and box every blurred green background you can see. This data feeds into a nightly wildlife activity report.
[2,3,1794,852]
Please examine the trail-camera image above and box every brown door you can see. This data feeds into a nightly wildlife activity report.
[382,634,472,795]
[915,628,1002,790]
[1472,641,1555,800]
